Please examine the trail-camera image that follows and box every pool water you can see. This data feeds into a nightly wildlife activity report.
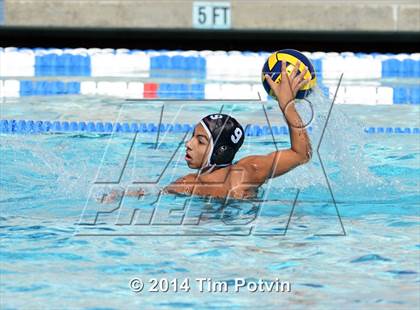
[1,93,419,309]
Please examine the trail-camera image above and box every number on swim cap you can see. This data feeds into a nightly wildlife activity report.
[210,114,223,120]
[231,127,243,144]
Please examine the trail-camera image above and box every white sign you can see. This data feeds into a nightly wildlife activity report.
[192,2,231,29]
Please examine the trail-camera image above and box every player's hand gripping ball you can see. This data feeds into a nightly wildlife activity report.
[261,49,317,99]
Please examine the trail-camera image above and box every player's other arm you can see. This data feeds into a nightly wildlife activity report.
[99,188,145,203]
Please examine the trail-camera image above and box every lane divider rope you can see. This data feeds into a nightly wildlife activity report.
[0,120,418,135]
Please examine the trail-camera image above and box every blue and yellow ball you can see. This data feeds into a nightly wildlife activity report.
[261,49,317,99]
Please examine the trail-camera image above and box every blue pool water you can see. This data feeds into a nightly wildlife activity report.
[0,92,419,309]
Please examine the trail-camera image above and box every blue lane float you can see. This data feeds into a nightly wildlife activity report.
[382,58,420,78]
[19,80,81,96]
[35,53,91,77]
[0,120,418,135]
[152,54,205,71]
[156,83,205,100]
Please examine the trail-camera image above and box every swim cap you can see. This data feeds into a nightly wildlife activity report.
[200,114,244,167]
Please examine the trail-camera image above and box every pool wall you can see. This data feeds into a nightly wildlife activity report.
[4,0,419,32]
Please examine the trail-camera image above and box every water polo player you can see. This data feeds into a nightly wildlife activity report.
[103,60,312,202]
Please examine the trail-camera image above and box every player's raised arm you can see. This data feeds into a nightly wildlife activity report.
[236,60,312,185]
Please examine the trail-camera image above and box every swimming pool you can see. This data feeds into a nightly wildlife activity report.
[1,49,419,309]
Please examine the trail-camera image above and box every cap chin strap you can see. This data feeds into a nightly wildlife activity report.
[199,120,232,175]
[200,162,232,175]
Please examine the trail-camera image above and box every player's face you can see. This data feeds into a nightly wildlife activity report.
[185,123,211,169]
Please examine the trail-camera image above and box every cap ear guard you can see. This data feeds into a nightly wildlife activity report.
[211,144,235,165]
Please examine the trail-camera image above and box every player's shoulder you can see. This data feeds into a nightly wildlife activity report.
[230,154,272,185]
[175,172,198,183]
[227,156,264,182]
[234,154,267,171]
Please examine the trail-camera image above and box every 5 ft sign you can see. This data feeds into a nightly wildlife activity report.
[193,2,231,29]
